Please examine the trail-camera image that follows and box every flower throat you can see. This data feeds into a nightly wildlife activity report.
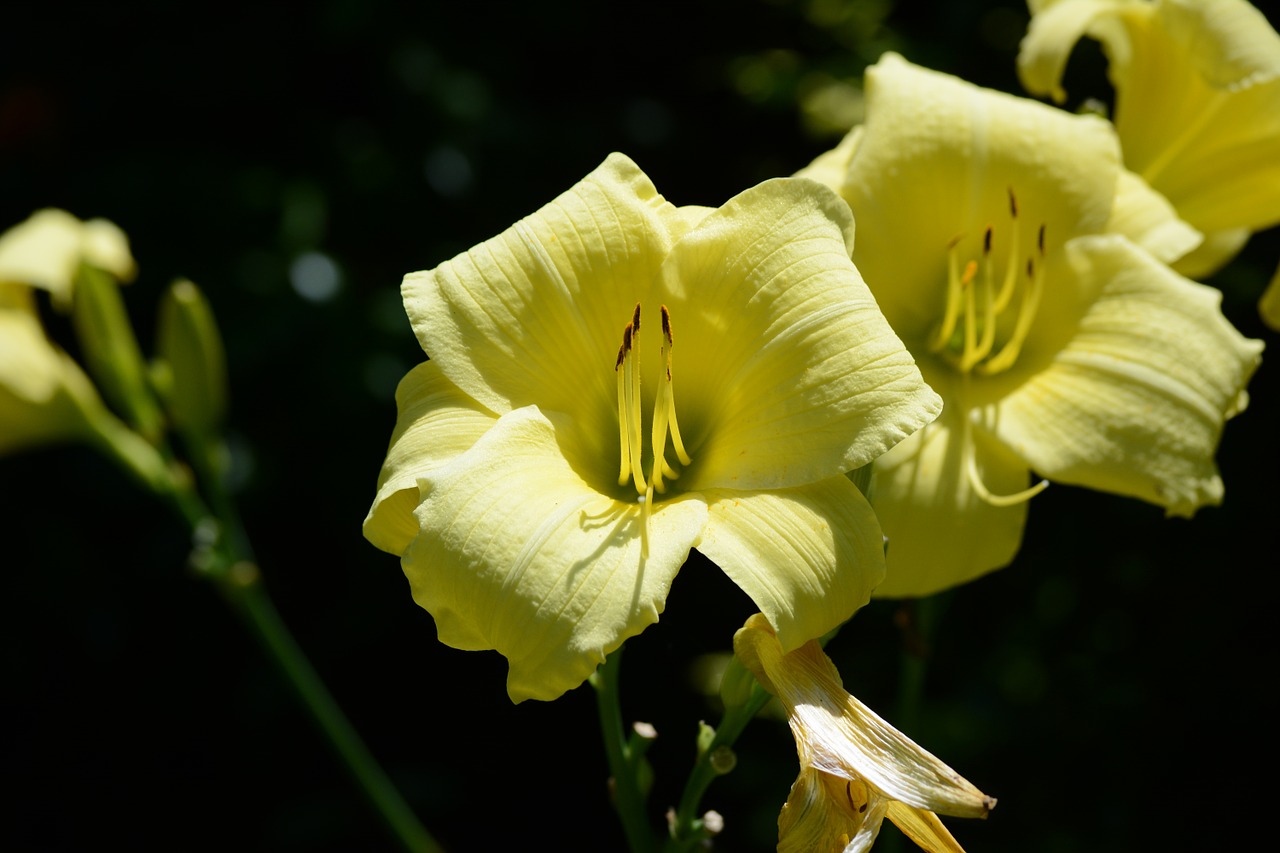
[928,188,1046,376]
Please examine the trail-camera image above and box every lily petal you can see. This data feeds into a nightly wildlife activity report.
[363,361,498,556]
[0,285,104,452]
[1105,169,1202,264]
[665,175,942,491]
[405,406,708,702]
[735,614,995,818]
[996,234,1263,515]
[794,126,863,190]
[868,401,1032,598]
[697,475,885,652]
[0,209,135,308]
[886,802,968,853]
[1019,0,1280,271]
[777,769,887,853]
[845,53,1120,353]
[401,153,688,463]
[1018,0,1130,105]
[1261,259,1280,332]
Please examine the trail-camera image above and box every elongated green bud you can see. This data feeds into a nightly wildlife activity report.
[72,263,164,442]
[155,279,227,438]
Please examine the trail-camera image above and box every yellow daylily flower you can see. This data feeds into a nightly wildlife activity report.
[1018,0,1280,277]
[735,614,995,853]
[364,153,942,702]
[805,54,1263,597]
[0,210,137,455]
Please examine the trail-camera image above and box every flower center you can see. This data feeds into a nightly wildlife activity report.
[927,188,1047,377]
[614,303,693,548]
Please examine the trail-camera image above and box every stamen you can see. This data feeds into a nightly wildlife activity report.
[661,306,691,466]
[929,235,966,353]
[934,193,1048,378]
[613,304,694,524]
[978,230,1045,375]
[616,338,630,486]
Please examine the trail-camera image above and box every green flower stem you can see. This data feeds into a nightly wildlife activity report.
[225,569,441,853]
[94,418,440,853]
[663,682,772,852]
[592,649,660,853]
[882,593,949,853]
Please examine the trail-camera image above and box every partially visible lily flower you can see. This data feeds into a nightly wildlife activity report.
[734,613,995,852]
[1018,0,1280,277]
[1262,260,1280,331]
[0,210,141,456]
[364,153,941,702]
[800,54,1263,597]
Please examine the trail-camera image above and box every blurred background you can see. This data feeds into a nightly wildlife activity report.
[3,0,1276,850]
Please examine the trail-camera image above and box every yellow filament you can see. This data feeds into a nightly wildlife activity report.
[960,260,978,369]
[616,344,630,486]
[978,254,1044,376]
[929,238,966,353]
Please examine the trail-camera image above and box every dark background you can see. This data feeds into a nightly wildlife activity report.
[3,1,1276,850]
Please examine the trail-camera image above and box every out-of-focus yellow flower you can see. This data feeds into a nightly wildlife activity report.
[0,208,135,306]
[800,54,1262,597]
[1018,0,1280,277]
[1261,261,1280,331]
[735,614,995,852]
[0,210,137,455]
[364,153,941,702]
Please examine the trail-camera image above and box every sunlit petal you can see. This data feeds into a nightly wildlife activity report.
[996,234,1263,515]
[698,476,885,652]
[665,175,941,491]
[363,361,498,556]
[405,406,707,702]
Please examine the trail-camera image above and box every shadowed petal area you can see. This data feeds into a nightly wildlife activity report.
[868,403,1031,598]
[996,235,1263,516]
[665,176,941,492]
[363,361,498,556]
[0,285,104,453]
[697,475,885,653]
[405,406,707,702]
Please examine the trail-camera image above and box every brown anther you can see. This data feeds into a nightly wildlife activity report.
[631,302,642,334]
[1008,187,1018,218]
[983,226,993,255]
[1038,223,1046,255]
[660,304,673,345]
[947,233,964,249]
[1026,258,1035,277]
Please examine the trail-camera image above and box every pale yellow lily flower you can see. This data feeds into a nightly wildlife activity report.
[735,614,995,852]
[801,54,1262,597]
[0,210,137,455]
[364,153,942,702]
[1018,0,1280,277]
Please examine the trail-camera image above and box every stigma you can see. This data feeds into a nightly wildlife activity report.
[929,187,1046,376]
[615,304,693,551]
